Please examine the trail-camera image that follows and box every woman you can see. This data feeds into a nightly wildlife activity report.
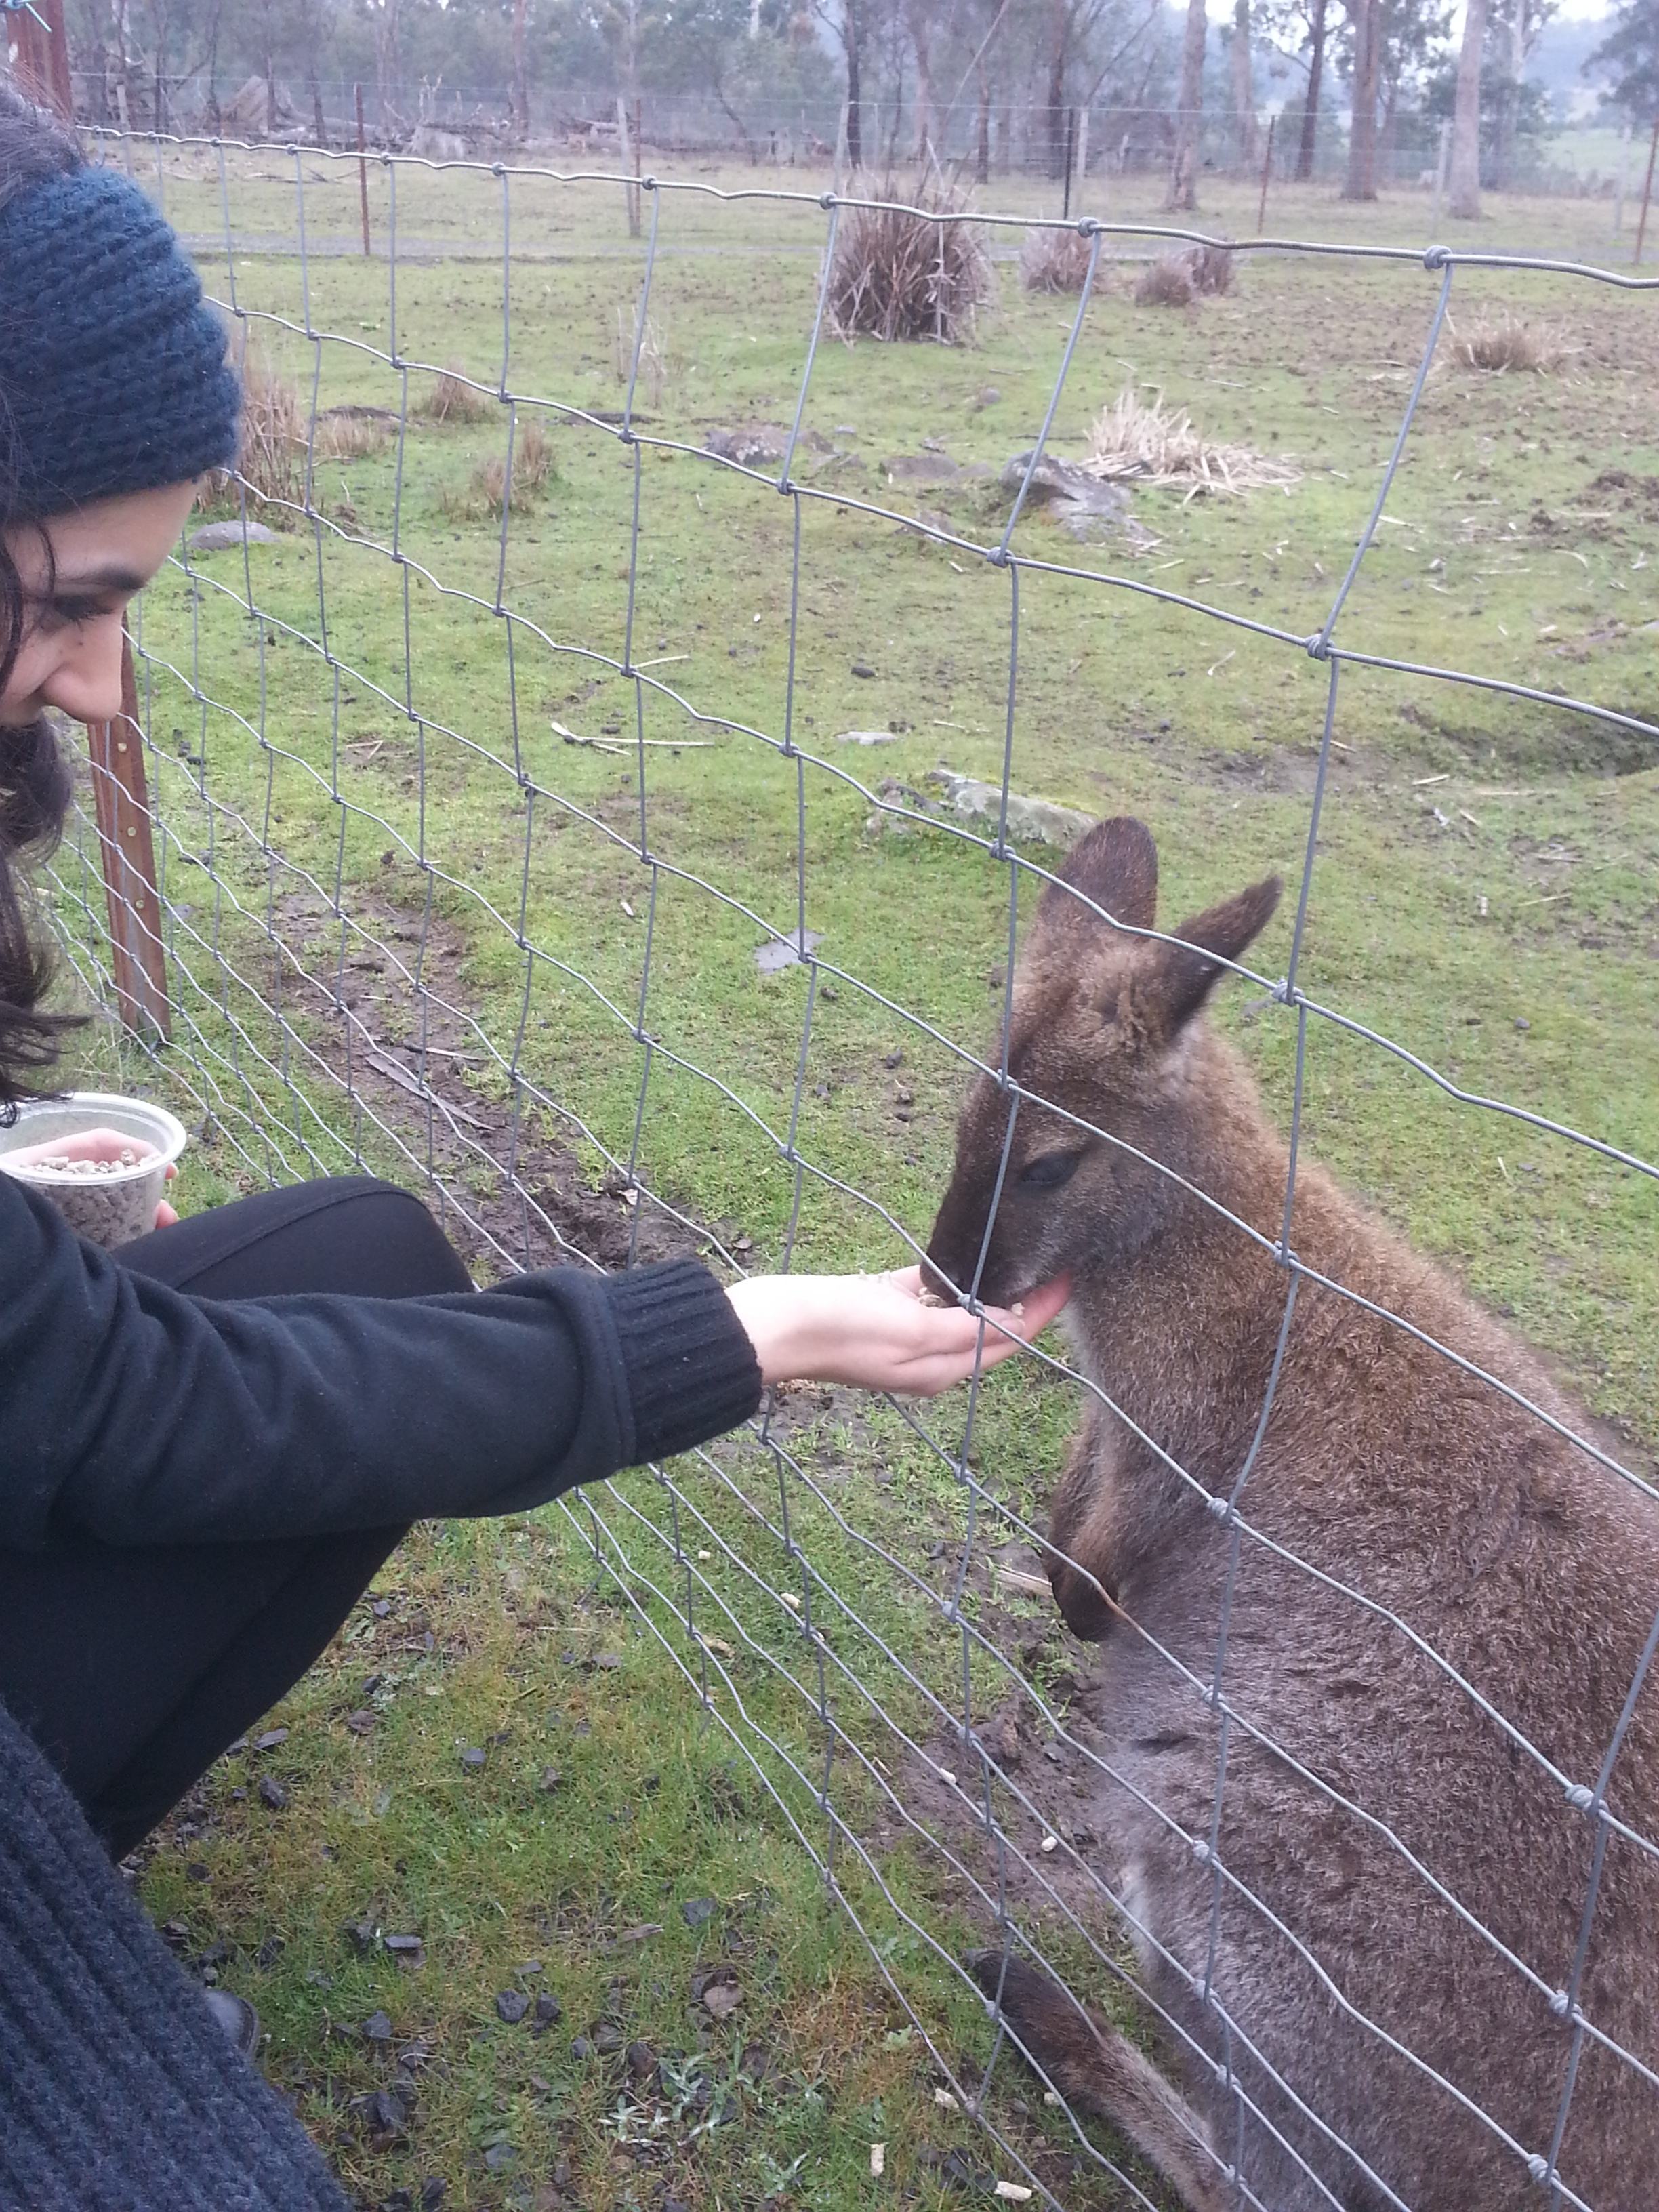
[0,89,1063,2210]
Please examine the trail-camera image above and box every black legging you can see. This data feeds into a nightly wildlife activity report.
[0,1177,472,1860]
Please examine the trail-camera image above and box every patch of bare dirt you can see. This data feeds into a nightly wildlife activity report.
[269,886,699,1281]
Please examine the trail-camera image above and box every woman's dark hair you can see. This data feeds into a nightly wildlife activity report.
[0,86,86,1114]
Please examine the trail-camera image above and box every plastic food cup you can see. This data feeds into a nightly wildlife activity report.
[0,1091,188,1248]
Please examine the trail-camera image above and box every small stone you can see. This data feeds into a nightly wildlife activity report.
[593,2023,623,2054]
[343,1918,379,1954]
[367,2087,406,2135]
[851,660,876,678]
[539,1766,562,1793]
[258,1775,288,1809]
[571,2034,595,2060]
[1515,1016,1531,1031]
[626,2038,657,2078]
[371,1598,392,1618]
[483,2141,516,2170]
[592,1652,622,1671]
[619,1922,663,1944]
[346,1708,376,1735]
[496,1989,530,2024]
[363,2009,394,2043]
[518,1959,543,1975]
[534,1991,562,2028]
[681,1896,717,1929]
[420,2183,447,2209]
[701,1977,742,2022]
[251,1729,288,1753]
[459,1745,487,1769]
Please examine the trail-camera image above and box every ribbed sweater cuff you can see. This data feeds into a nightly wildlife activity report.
[605,1259,762,1467]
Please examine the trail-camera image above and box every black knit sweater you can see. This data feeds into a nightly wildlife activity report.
[0,1172,764,2206]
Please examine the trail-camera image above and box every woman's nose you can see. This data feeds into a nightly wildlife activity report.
[41,613,125,724]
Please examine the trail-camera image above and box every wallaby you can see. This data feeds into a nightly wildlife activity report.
[925,817,1659,2212]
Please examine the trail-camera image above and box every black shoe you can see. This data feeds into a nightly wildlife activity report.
[203,1986,261,2060]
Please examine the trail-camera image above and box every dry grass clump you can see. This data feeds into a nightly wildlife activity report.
[1019,226,1097,295]
[422,363,492,423]
[234,358,304,513]
[1083,385,1298,503]
[314,407,395,460]
[613,307,668,407]
[1447,309,1565,374]
[1134,255,1195,308]
[1133,242,1235,308]
[1187,241,1235,296]
[826,183,993,343]
[439,420,556,520]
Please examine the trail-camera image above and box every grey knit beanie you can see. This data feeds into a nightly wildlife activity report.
[0,162,241,516]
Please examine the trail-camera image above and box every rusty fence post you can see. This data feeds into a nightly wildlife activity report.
[1635,112,1659,268]
[84,626,171,1040]
[11,0,75,119]
[1257,113,1275,236]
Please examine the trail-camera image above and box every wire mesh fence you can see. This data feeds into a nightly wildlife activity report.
[40,129,1659,2209]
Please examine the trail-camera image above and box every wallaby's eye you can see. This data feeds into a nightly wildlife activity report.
[1019,1149,1084,1192]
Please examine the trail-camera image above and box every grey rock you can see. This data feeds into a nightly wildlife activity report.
[834,729,899,746]
[884,452,960,482]
[186,519,279,554]
[1001,451,1130,538]
[257,1775,287,1810]
[495,1989,529,2024]
[363,2009,394,2043]
[933,770,1091,851]
[680,1896,717,1929]
[755,928,823,975]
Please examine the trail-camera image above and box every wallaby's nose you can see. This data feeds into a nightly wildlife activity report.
[924,1174,991,1307]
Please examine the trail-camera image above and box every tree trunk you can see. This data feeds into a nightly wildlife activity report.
[1168,0,1207,209]
[976,52,990,183]
[1232,0,1258,171]
[1492,0,1519,188]
[845,1,862,168]
[1296,0,1327,181]
[907,1,933,165]
[1047,8,1068,181]
[512,0,529,138]
[311,69,327,150]
[1343,0,1380,199]
[1449,0,1486,218]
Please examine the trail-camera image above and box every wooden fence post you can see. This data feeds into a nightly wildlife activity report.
[11,0,74,119]
[1256,113,1275,235]
[85,627,170,1040]
[1635,113,1659,268]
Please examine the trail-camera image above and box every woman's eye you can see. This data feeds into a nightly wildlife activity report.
[1019,1150,1084,1191]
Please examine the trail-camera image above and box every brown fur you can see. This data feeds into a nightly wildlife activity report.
[927,818,1659,2211]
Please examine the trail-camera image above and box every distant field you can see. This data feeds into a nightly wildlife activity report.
[66,146,1658,2211]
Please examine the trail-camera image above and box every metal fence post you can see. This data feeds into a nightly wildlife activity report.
[85,625,170,1040]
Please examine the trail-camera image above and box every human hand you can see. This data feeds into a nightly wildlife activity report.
[725,1267,1070,1397]
[6,1126,178,1229]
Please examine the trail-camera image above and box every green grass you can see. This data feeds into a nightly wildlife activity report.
[54,146,1659,2210]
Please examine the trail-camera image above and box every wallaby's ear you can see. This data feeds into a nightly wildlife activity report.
[1034,817,1159,946]
[1149,872,1283,1033]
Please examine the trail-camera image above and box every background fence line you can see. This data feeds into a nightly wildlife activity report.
[41,129,1659,2209]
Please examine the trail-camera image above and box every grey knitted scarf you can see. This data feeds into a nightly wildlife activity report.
[0,1699,348,2211]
